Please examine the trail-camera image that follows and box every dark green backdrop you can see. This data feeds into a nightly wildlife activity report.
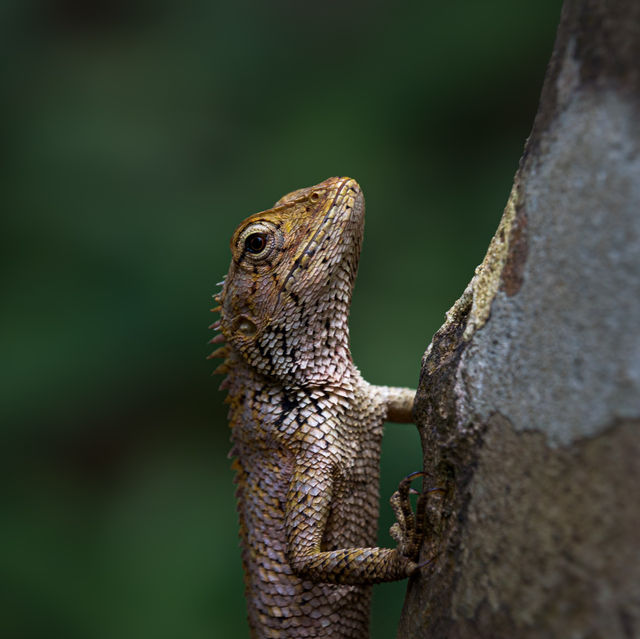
[3,1,560,637]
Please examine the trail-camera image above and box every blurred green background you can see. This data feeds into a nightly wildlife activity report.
[2,1,560,637]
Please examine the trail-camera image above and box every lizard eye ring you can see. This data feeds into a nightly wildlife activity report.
[236,221,281,264]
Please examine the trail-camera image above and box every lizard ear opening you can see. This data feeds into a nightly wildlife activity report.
[233,316,257,337]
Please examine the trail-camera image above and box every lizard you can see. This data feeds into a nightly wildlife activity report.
[209,176,433,639]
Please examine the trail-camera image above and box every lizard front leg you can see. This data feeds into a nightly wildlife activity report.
[284,459,419,585]
[379,386,416,423]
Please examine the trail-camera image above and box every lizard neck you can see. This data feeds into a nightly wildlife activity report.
[266,285,355,386]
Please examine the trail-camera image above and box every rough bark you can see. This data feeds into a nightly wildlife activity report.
[398,1,640,637]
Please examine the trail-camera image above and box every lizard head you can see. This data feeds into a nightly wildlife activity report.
[218,176,364,385]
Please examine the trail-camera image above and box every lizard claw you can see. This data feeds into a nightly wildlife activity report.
[415,556,436,570]
[389,471,444,565]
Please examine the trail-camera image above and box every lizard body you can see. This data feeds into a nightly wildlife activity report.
[211,177,427,639]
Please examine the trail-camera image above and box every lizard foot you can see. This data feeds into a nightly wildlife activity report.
[389,471,444,566]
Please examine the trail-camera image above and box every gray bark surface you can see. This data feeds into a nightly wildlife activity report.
[398,1,640,637]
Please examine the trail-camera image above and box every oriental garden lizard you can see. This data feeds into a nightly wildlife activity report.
[209,177,434,639]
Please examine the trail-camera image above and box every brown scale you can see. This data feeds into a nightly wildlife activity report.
[210,177,432,639]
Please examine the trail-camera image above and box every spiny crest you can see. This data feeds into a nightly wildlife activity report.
[207,278,230,381]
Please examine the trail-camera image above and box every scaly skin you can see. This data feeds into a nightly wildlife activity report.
[210,177,428,639]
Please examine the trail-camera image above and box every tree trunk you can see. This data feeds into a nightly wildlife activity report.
[398,1,640,637]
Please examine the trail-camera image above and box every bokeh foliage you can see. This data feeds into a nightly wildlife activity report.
[2,1,560,637]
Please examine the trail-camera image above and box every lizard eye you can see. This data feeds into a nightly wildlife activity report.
[234,220,282,267]
[245,233,268,254]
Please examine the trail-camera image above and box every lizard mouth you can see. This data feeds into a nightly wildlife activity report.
[280,177,364,297]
